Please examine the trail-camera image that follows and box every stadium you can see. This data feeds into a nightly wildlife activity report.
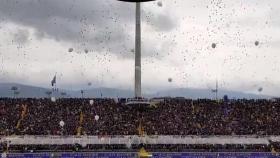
[1,0,280,157]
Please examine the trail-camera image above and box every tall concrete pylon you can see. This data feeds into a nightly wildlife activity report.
[118,0,155,98]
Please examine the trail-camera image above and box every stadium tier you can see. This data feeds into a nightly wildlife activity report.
[1,98,280,136]
[1,98,280,156]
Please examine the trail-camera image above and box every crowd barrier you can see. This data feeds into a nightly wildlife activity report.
[1,135,280,145]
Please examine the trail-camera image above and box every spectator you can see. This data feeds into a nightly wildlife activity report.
[0,98,280,136]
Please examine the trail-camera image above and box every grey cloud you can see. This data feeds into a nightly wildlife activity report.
[12,29,30,45]
[0,0,177,58]
[269,10,280,27]
[269,39,280,48]
[142,38,174,59]
[143,11,177,32]
[34,30,45,40]
[0,0,135,55]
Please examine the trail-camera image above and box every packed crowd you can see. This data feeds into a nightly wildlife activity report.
[0,98,280,136]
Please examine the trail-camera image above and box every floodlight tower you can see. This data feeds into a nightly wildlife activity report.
[118,0,155,98]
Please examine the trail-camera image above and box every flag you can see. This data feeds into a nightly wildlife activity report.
[51,75,56,87]
[138,147,152,157]
[137,121,145,136]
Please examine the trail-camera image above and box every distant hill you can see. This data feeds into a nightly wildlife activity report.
[0,83,133,98]
[69,88,133,98]
[0,83,51,98]
[152,88,270,99]
[0,83,271,99]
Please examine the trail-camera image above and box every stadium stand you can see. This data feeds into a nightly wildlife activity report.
[1,98,280,153]
[1,98,280,136]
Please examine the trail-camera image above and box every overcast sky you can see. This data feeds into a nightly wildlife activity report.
[0,0,280,96]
